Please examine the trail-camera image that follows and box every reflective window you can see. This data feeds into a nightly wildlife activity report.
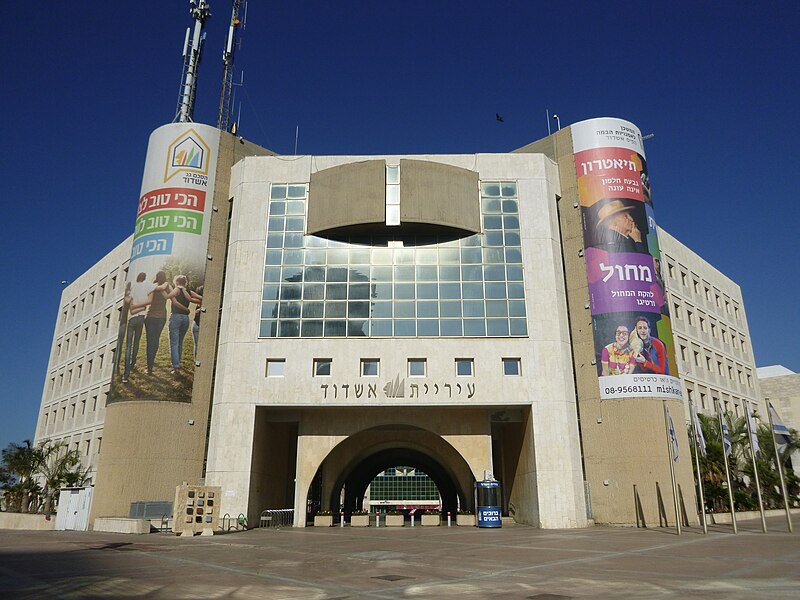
[260,181,527,338]
[502,358,521,376]
[361,359,379,377]
[266,359,285,377]
[314,358,332,377]
[455,358,474,377]
[408,358,426,377]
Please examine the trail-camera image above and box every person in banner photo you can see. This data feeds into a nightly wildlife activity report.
[594,199,648,254]
[601,324,636,375]
[630,315,669,375]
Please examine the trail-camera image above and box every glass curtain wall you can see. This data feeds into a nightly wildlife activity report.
[260,182,527,338]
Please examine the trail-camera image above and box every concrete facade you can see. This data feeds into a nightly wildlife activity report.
[33,236,132,484]
[206,152,588,529]
[659,228,764,421]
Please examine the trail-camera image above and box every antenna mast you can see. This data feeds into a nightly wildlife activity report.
[175,0,212,123]
[217,1,245,131]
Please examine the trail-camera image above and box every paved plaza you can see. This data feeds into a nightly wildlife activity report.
[0,514,798,599]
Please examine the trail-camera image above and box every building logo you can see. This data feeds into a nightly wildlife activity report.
[164,128,211,183]
[383,374,405,398]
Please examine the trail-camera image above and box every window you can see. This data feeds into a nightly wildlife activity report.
[96,437,102,454]
[313,359,332,376]
[693,351,700,367]
[502,358,521,376]
[361,359,379,377]
[680,345,688,361]
[91,395,98,411]
[687,311,694,326]
[84,440,91,456]
[386,164,400,226]
[408,358,426,377]
[455,358,474,377]
[667,263,675,279]
[266,359,286,377]
[80,399,86,415]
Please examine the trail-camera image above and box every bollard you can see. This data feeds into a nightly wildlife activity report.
[411,514,415,527]
[340,511,345,528]
[447,512,452,527]
[375,513,380,528]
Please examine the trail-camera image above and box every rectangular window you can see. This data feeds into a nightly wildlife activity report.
[97,437,102,454]
[502,357,521,376]
[455,358,474,377]
[408,358,427,377]
[266,359,286,377]
[361,359,379,377]
[313,358,332,377]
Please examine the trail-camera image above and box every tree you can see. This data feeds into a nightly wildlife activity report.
[1,440,41,513]
[1,439,87,514]
[36,440,87,514]
[691,412,800,513]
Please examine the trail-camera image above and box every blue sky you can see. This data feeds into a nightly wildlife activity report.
[1,1,798,451]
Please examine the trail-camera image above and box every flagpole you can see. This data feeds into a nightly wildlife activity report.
[716,400,738,533]
[689,400,708,534]
[766,400,793,533]
[745,402,767,533]
[663,400,681,535]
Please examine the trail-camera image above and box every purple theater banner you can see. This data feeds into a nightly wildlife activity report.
[572,118,682,401]
[108,123,220,404]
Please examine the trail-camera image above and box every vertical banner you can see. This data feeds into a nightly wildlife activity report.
[109,123,220,404]
[572,118,682,401]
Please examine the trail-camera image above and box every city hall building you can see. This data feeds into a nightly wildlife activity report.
[34,117,765,531]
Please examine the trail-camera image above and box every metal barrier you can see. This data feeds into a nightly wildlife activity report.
[259,508,294,528]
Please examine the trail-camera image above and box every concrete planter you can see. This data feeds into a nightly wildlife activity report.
[456,514,476,527]
[314,515,333,527]
[421,514,440,526]
[350,514,370,527]
[385,514,405,527]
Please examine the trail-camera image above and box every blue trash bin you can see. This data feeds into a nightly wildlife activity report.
[475,480,502,528]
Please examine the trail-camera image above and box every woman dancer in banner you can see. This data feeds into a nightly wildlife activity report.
[143,270,172,375]
[167,275,192,375]
[631,316,669,375]
[601,325,636,376]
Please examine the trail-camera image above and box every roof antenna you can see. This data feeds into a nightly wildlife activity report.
[217,1,246,132]
[175,1,212,123]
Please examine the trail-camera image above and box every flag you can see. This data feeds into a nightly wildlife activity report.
[746,403,760,455]
[769,402,793,446]
[718,404,732,457]
[693,409,707,457]
[667,407,679,463]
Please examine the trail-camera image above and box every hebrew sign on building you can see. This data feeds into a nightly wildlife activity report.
[572,117,681,400]
[108,123,221,404]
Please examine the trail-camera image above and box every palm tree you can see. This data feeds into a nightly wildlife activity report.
[1,440,41,512]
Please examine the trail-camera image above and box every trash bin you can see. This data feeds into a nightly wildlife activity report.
[475,480,502,528]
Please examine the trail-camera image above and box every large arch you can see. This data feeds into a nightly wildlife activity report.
[304,423,478,522]
[333,447,462,518]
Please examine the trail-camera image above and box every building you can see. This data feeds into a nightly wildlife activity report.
[34,116,767,530]
[34,237,132,485]
[659,229,764,421]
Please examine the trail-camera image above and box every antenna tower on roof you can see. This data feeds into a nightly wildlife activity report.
[217,1,246,132]
[175,0,212,123]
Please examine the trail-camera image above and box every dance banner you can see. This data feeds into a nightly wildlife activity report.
[108,123,220,404]
[572,118,681,401]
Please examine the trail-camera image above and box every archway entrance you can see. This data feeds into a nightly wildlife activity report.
[304,423,478,524]
[333,447,461,518]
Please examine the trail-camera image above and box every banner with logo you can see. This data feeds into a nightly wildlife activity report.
[572,117,682,401]
[109,123,221,404]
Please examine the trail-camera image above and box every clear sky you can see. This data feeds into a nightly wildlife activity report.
[1,1,798,451]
